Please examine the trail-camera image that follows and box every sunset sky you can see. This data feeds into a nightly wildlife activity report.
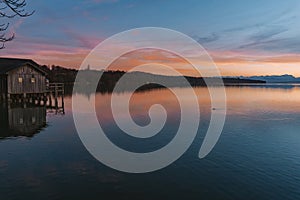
[1,0,300,76]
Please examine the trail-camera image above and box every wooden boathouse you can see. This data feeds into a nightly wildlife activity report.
[0,58,48,101]
[0,58,64,113]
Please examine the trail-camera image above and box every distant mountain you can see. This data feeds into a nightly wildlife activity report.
[241,75,300,83]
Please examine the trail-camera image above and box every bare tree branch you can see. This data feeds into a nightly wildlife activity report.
[0,0,34,49]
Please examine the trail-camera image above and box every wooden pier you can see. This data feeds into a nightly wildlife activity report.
[0,83,65,115]
[46,83,65,114]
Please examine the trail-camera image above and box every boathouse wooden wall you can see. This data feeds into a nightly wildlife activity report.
[7,64,46,94]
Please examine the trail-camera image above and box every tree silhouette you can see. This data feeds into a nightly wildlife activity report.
[0,0,34,49]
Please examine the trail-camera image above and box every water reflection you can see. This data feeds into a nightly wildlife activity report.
[0,100,66,139]
[225,85,300,114]
[1,85,300,200]
[2,84,299,139]
[0,103,47,139]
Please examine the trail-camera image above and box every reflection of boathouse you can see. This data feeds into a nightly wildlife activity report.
[0,58,65,139]
[0,103,46,138]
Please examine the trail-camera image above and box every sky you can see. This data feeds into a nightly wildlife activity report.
[1,0,300,76]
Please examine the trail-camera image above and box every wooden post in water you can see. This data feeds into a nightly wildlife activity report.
[7,94,10,103]
[55,85,58,111]
[47,83,65,114]
[49,93,52,107]
[61,85,65,114]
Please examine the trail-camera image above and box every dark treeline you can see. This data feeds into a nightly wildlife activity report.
[41,65,266,95]
[40,65,78,84]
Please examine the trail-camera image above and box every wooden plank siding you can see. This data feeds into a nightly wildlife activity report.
[7,64,47,94]
[0,75,8,96]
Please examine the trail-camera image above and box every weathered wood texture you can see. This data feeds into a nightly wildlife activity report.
[7,106,46,136]
[0,103,8,130]
[0,75,7,95]
[7,64,46,94]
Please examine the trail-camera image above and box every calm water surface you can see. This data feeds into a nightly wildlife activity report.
[1,86,300,200]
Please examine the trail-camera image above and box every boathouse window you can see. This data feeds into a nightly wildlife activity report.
[18,77,23,83]
[31,76,36,83]
[32,116,36,124]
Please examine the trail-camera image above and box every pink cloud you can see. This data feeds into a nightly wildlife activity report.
[63,28,101,49]
[92,0,118,3]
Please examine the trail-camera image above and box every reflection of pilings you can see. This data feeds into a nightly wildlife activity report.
[0,94,5,102]
[3,94,65,115]
[2,83,65,115]
[47,83,65,115]
[5,93,47,105]
[46,95,65,114]
[5,100,45,108]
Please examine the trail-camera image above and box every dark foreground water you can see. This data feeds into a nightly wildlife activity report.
[1,85,300,200]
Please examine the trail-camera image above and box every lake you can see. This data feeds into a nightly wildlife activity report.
[1,85,300,200]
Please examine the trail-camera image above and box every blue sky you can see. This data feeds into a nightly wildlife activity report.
[2,0,300,76]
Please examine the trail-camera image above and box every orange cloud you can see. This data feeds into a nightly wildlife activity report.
[3,41,300,77]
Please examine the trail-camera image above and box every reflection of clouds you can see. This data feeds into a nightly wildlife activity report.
[94,87,212,126]
[65,161,91,175]
[0,160,8,169]
[94,86,300,125]
[22,174,43,187]
[65,161,123,183]
[95,89,180,125]
[225,86,300,115]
